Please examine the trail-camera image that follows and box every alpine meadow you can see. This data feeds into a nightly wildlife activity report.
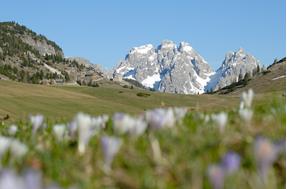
[0,1,285,189]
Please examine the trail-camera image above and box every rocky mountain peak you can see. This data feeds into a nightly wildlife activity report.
[206,48,261,91]
[158,40,177,51]
[114,40,214,94]
[178,42,193,54]
[129,44,154,55]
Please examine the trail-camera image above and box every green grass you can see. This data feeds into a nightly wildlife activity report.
[0,90,285,189]
[0,80,242,123]
[0,78,285,189]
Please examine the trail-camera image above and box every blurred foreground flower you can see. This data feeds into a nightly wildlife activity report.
[211,112,228,133]
[52,124,66,142]
[0,136,28,160]
[207,165,225,189]
[10,140,28,158]
[101,136,122,173]
[221,151,241,175]
[30,114,44,134]
[145,108,175,130]
[0,136,11,159]
[113,113,147,136]
[254,137,285,181]
[208,151,241,189]
[239,108,253,123]
[240,89,254,109]
[0,168,63,189]
[8,125,18,136]
[74,113,95,154]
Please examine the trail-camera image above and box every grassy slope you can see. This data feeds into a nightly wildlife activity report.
[0,80,239,122]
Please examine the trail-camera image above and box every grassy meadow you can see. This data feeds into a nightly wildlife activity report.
[0,74,285,189]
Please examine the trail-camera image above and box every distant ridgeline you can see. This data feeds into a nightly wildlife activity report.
[0,21,104,85]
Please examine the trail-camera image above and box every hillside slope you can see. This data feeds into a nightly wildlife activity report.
[215,58,285,95]
[0,22,104,85]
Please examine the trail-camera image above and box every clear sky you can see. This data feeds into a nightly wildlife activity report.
[0,0,285,70]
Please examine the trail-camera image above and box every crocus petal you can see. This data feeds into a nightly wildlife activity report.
[53,124,66,141]
[239,108,253,123]
[207,165,225,189]
[101,136,122,172]
[221,152,241,175]
[30,114,44,134]
[211,112,228,133]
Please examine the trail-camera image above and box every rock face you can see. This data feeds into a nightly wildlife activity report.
[114,40,213,94]
[114,42,261,94]
[20,34,63,56]
[205,48,260,91]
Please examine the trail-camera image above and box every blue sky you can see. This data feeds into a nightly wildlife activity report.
[0,0,285,69]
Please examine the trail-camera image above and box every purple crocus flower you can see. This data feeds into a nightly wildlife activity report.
[207,165,225,189]
[0,169,24,189]
[101,136,122,173]
[23,169,42,189]
[254,137,285,181]
[221,151,241,175]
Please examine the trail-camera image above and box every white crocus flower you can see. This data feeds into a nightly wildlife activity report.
[53,124,66,142]
[240,89,254,109]
[91,115,109,130]
[112,113,134,134]
[101,136,122,173]
[128,117,147,137]
[75,113,94,154]
[30,114,44,134]
[239,108,253,123]
[10,140,28,158]
[211,112,228,133]
[8,125,18,136]
[113,113,147,137]
[0,136,12,158]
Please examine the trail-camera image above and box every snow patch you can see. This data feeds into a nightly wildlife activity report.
[130,44,153,54]
[141,74,161,88]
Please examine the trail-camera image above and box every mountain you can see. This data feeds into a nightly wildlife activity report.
[214,57,285,95]
[113,41,261,94]
[0,22,104,85]
[205,48,261,92]
[113,40,213,94]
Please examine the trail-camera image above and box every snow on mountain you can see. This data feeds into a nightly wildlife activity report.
[113,41,260,94]
[113,40,213,94]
